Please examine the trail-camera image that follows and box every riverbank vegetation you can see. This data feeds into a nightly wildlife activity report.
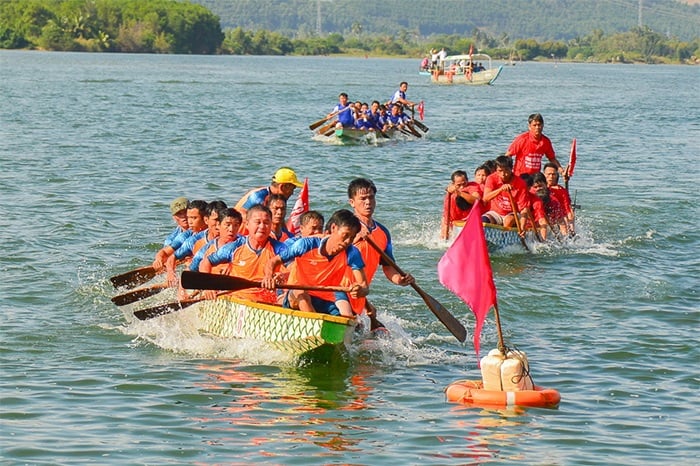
[1,0,698,64]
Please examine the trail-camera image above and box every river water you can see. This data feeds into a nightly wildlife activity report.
[1,51,698,465]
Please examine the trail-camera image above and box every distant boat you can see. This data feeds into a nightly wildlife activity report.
[425,53,503,86]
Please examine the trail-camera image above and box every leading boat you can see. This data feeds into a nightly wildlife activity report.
[427,53,503,86]
[138,294,357,362]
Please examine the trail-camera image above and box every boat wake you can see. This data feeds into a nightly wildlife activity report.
[393,214,615,257]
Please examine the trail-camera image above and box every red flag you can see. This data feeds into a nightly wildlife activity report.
[417,100,425,120]
[437,202,497,359]
[567,138,577,178]
[286,178,309,236]
[466,44,474,81]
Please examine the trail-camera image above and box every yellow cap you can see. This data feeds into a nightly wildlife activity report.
[272,167,303,187]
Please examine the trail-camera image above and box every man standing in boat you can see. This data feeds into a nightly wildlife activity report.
[505,113,565,177]
[347,178,414,331]
[234,167,304,217]
[387,81,415,109]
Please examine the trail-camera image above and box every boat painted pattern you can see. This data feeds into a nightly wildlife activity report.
[451,220,535,251]
[194,295,356,357]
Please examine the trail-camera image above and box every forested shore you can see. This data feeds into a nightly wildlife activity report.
[1,0,698,64]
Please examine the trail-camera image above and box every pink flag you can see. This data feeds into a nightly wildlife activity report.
[286,178,309,235]
[437,201,497,359]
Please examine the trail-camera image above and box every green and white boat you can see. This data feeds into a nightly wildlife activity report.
[191,295,357,361]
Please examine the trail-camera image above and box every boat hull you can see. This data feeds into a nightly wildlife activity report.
[193,295,356,359]
[445,379,561,409]
[330,127,414,144]
[450,220,534,251]
[430,66,503,85]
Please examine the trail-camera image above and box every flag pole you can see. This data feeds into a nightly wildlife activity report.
[493,302,506,354]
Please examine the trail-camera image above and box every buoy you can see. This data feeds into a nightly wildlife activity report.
[445,379,561,409]
[450,348,559,409]
[501,350,534,391]
[480,348,505,390]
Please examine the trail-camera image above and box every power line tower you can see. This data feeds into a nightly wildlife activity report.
[638,0,643,27]
[316,0,322,35]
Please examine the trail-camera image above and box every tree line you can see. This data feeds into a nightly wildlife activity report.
[1,0,698,64]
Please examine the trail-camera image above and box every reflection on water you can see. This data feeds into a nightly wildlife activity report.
[190,359,380,454]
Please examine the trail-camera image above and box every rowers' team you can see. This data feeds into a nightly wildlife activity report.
[325,82,419,134]
[153,168,413,331]
[443,113,575,240]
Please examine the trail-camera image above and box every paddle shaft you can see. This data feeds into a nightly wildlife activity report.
[111,283,169,306]
[506,190,531,252]
[180,270,348,293]
[363,236,467,342]
[110,258,186,289]
[440,192,452,240]
[309,106,351,130]
[110,265,157,289]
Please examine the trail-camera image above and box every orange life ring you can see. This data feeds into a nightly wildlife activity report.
[445,380,561,409]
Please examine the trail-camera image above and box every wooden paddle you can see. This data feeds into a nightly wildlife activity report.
[110,265,158,289]
[133,272,352,321]
[316,120,336,135]
[111,283,170,306]
[308,106,351,130]
[409,103,430,133]
[440,192,453,240]
[363,236,467,342]
[405,123,423,138]
[180,270,349,293]
[133,297,204,321]
[506,190,531,252]
[412,119,430,133]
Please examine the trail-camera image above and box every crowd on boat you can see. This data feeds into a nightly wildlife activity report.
[420,51,486,74]
[441,113,576,242]
[315,82,426,137]
[146,169,413,332]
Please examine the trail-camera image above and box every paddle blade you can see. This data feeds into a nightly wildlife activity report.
[110,266,158,289]
[133,299,201,321]
[363,235,466,342]
[309,115,330,131]
[413,120,429,133]
[181,271,258,291]
[111,283,169,306]
[412,284,467,342]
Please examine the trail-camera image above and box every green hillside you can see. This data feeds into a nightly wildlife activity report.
[194,0,700,41]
